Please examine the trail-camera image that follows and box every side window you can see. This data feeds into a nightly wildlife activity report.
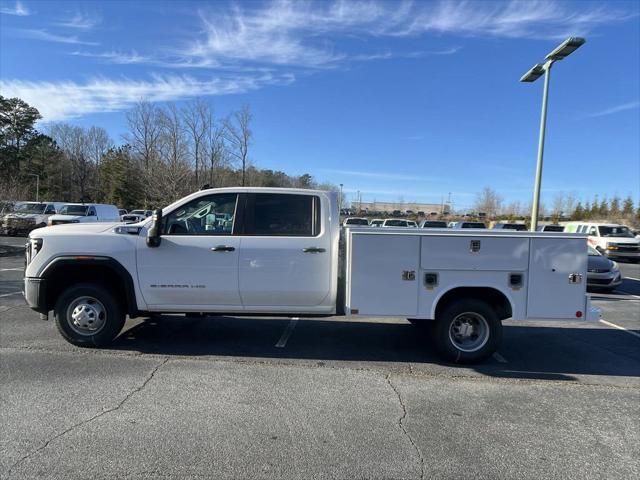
[243,194,320,236]
[163,193,237,236]
[44,205,56,214]
[88,207,97,216]
[588,226,597,236]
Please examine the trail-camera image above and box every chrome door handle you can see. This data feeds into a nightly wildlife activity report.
[211,245,235,252]
[302,247,326,253]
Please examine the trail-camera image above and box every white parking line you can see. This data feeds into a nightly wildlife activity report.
[0,291,22,298]
[275,318,299,348]
[492,352,508,363]
[0,268,23,271]
[624,276,640,282]
[599,319,640,339]
[614,289,640,300]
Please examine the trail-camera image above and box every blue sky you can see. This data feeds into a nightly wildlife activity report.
[1,0,639,210]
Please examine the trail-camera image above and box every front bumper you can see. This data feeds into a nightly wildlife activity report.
[587,271,622,289]
[604,250,640,260]
[24,277,48,314]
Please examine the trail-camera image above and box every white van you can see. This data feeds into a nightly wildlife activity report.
[565,222,640,261]
[48,204,120,226]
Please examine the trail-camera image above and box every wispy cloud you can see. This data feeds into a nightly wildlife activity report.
[168,0,632,70]
[586,100,640,118]
[12,28,99,46]
[0,1,30,16]
[320,168,440,182]
[0,74,294,121]
[70,50,150,65]
[55,11,102,30]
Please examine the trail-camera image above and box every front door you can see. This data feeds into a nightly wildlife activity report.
[137,192,242,310]
[238,193,332,309]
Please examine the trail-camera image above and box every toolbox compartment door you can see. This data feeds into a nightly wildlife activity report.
[347,233,419,316]
[527,237,587,319]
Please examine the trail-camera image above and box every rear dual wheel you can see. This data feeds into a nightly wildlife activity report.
[410,299,502,363]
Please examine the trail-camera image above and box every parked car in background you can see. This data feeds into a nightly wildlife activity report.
[447,222,458,228]
[420,220,448,228]
[565,222,640,262]
[370,219,384,227]
[587,246,622,292]
[48,204,120,226]
[2,202,64,236]
[121,213,147,223]
[406,220,418,228]
[537,224,565,232]
[452,221,486,229]
[118,209,128,218]
[130,209,152,218]
[382,219,409,227]
[493,223,527,231]
[343,217,369,227]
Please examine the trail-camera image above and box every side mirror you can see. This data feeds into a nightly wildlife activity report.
[146,209,163,248]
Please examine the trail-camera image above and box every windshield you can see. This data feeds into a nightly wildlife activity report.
[462,222,486,229]
[598,226,634,238]
[59,205,89,216]
[385,220,407,227]
[346,218,369,225]
[543,225,564,232]
[422,221,447,228]
[588,246,600,256]
[15,203,46,214]
[503,224,527,231]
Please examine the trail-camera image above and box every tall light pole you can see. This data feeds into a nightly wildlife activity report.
[27,173,40,202]
[520,37,585,231]
[339,183,343,211]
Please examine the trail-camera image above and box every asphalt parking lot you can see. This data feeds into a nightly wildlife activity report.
[1,236,638,479]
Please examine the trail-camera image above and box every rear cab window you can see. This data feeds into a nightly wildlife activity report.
[242,193,321,236]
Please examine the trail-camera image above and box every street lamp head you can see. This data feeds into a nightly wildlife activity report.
[520,64,545,82]
[545,37,585,61]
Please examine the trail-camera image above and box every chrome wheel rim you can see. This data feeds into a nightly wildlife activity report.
[66,296,107,335]
[448,312,489,353]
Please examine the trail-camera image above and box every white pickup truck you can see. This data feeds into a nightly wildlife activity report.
[23,187,600,363]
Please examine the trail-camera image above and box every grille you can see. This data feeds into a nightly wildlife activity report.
[589,278,613,285]
[7,217,35,227]
[588,268,610,273]
[616,244,639,252]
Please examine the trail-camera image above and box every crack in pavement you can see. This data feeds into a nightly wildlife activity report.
[5,357,169,478]
[386,374,424,480]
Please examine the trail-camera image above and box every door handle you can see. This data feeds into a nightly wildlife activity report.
[211,245,235,252]
[302,247,326,253]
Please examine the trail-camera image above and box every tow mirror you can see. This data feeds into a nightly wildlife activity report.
[146,209,163,248]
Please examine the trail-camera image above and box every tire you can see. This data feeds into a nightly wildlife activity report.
[433,299,502,364]
[54,283,125,347]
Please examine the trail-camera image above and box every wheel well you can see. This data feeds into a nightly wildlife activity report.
[43,261,137,315]
[435,287,512,321]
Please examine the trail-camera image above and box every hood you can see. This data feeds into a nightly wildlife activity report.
[49,214,83,221]
[5,212,41,219]
[602,236,639,244]
[588,254,614,271]
[31,222,121,237]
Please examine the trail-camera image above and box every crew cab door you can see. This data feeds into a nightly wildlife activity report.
[136,192,242,310]
[238,193,331,309]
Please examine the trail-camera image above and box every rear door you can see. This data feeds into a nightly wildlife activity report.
[238,193,331,308]
[136,192,242,309]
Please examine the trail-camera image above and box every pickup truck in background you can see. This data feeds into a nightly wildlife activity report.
[23,188,600,363]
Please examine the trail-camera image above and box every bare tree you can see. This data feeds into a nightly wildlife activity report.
[223,105,252,186]
[474,187,503,218]
[124,100,161,170]
[182,98,209,184]
[205,111,227,187]
[551,192,565,217]
[49,123,94,202]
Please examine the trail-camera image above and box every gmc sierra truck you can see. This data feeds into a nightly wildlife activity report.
[23,187,600,363]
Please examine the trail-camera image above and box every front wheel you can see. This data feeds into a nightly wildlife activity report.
[54,283,125,347]
[433,299,502,364]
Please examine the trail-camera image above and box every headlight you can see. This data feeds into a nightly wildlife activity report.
[30,238,43,257]
[47,219,53,226]
[611,261,619,271]
[606,242,618,250]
